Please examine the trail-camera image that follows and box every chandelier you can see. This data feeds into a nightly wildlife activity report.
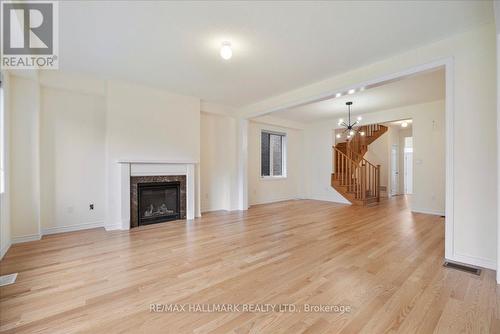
[336,102,364,139]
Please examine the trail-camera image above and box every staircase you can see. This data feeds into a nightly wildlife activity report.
[331,124,388,205]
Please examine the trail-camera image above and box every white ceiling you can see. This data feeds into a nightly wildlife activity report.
[268,68,445,123]
[59,1,493,107]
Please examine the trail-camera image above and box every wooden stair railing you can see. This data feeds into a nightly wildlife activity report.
[346,123,386,160]
[332,145,381,205]
[332,123,387,205]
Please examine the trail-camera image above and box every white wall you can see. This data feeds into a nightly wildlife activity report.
[200,112,238,212]
[364,131,390,193]
[494,0,500,283]
[9,76,42,242]
[0,72,12,258]
[248,120,303,205]
[105,80,201,228]
[40,87,106,233]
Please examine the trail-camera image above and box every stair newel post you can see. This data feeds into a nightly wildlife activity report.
[348,158,350,191]
[361,162,366,201]
[376,164,381,202]
[341,154,344,185]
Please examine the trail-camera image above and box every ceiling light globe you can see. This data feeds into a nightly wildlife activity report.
[220,42,232,60]
[401,122,408,128]
[348,89,355,95]
[357,116,362,121]
[360,131,365,136]
[349,130,355,136]
[338,118,344,126]
[336,134,341,139]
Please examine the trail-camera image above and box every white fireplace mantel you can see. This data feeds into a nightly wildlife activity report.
[117,160,197,230]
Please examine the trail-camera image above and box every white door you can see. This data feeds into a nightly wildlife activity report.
[404,151,413,194]
[390,144,399,196]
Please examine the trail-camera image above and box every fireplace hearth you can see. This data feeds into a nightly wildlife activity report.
[130,175,186,228]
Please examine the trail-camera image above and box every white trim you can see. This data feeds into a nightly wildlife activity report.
[12,234,41,244]
[496,32,500,284]
[117,162,197,230]
[0,241,10,259]
[117,159,198,164]
[411,209,445,216]
[249,196,300,206]
[261,176,288,181]
[448,253,496,271]
[41,221,104,235]
[105,224,123,231]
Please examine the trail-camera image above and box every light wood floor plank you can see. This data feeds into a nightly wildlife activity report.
[0,197,498,333]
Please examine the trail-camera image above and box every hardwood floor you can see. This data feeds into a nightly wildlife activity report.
[0,197,498,333]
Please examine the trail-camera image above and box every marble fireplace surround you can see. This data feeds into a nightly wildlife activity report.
[130,175,186,228]
[117,161,196,230]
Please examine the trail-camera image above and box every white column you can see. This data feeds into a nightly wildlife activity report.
[186,163,195,219]
[120,163,131,230]
[237,119,249,210]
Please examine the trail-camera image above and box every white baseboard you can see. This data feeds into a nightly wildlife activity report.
[41,221,104,235]
[12,234,41,244]
[307,195,351,205]
[411,208,445,216]
[105,224,123,231]
[448,253,496,270]
[249,196,299,206]
[0,241,11,260]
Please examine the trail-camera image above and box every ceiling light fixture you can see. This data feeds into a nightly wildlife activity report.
[337,101,362,140]
[348,89,356,95]
[220,41,232,60]
[335,92,342,98]
[401,121,408,128]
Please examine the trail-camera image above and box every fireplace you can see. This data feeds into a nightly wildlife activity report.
[130,175,186,227]
[137,182,180,225]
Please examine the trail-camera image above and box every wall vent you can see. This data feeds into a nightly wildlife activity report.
[0,273,18,287]
[443,261,481,276]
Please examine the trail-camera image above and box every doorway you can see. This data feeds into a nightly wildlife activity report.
[390,144,399,196]
[403,137,413,194]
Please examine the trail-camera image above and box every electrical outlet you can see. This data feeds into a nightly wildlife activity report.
[89,203,94,210]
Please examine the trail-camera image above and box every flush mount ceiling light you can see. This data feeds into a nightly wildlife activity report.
[337,102,363,139]
[401,121,408,128]
[220,41,232,60]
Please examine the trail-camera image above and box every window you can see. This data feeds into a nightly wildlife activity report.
[261,131,286,178]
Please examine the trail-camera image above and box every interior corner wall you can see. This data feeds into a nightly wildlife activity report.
[9,76,41,241]
[200,112,238,212]
[248,121,304,205]
[40,86,106,233]
[0,72,12,258]
[363,131,390,193]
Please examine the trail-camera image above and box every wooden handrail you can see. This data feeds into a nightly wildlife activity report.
[333,145,380,203]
